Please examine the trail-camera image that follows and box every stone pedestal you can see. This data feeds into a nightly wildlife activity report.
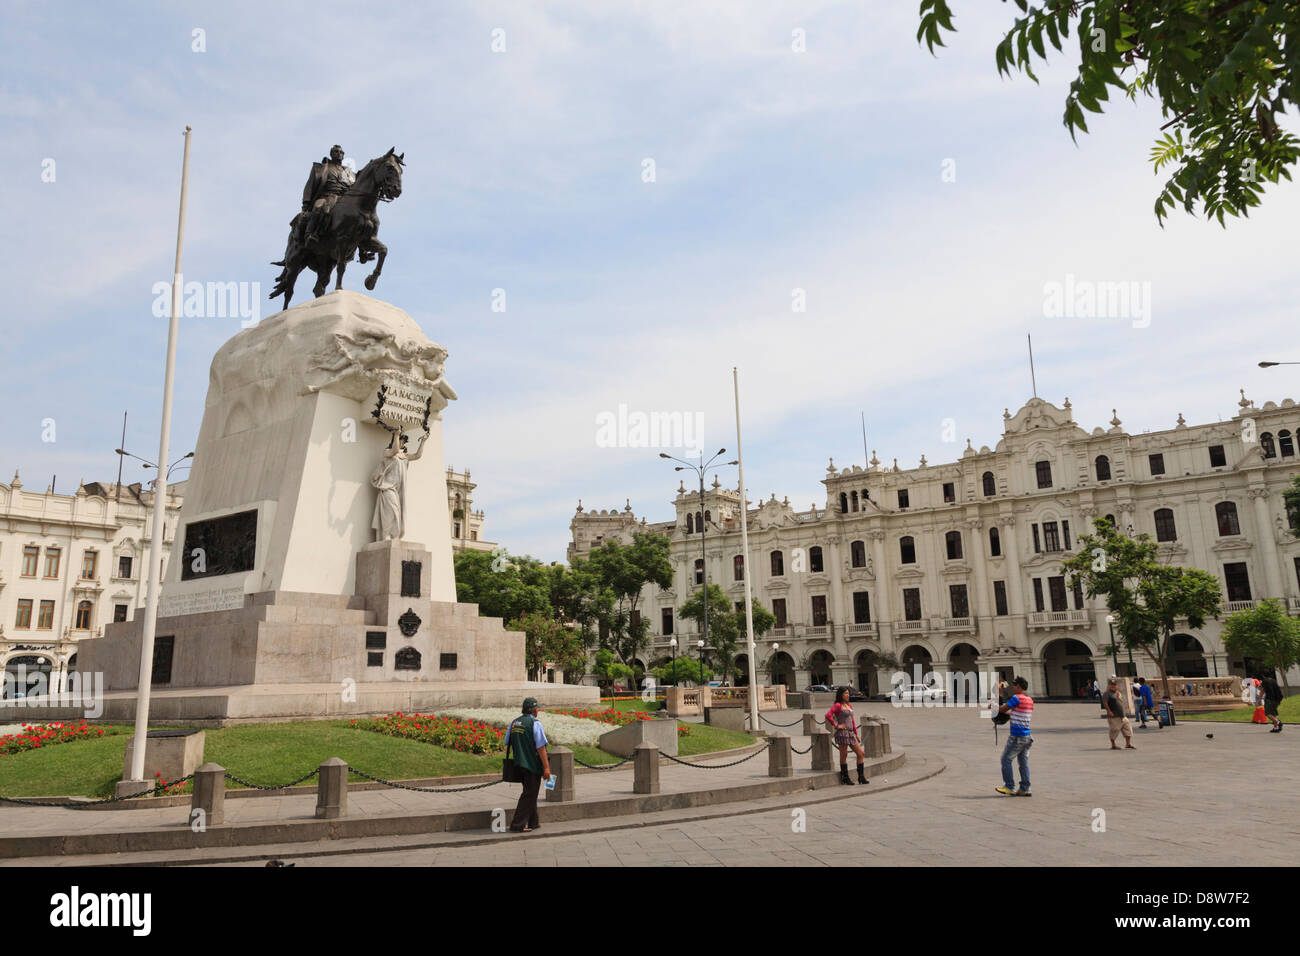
[316,757,348,819]
[192,763,226,826]
[767,732,792,778]
[546,746,575,802]
[703,706,747,732]
[599,716,679,758]
[633,743,660,794]
[810,728,832,771]
[122,729,205,785]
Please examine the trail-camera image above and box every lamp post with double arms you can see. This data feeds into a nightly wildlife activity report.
[660,449,737,680]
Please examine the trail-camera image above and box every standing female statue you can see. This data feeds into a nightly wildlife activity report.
[371,426,428,542]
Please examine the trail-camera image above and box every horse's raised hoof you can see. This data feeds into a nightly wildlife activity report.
[364,275,378,291]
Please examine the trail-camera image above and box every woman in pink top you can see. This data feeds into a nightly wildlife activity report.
[825,687,868,785]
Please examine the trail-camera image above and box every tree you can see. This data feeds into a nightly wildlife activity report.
[1063,517,1223,697]
[918,1,1300,224]
[453,548,551,623]
[510,611,588,683]
[678,583,739,681]
[653,657,714,686]
[1221,598,1300,692]
[582,532,673,669]
[592,648,634,689]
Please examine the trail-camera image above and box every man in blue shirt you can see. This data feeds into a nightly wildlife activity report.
[995,677,1033,796]
[505,697,551,833]
[1134,678,1156,728]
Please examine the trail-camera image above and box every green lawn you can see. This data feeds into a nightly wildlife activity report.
[1179,695,1300,723]
[0,716,759,798]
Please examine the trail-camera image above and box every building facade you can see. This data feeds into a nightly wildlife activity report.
[446,466,495,554]
[0,472,183,691]
[569,394,1300,696]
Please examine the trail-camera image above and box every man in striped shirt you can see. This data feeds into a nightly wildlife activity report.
[996,676,1033,796]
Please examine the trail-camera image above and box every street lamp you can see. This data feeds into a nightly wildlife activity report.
[771,641,780,684]
[116,448,194,481]
[1106,614,1119,677]
[660,448,738,679]
[669,636,677,686]
[697,638,706,685]
[1258,361,1300,368]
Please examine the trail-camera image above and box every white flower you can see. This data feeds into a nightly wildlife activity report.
[437,708,610,747]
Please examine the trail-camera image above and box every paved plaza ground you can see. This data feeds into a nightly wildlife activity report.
[2,700,1294,867]
[245,700,1297,867]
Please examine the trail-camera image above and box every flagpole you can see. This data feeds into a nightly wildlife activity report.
[733,368,760,734]
[125,125,191,790]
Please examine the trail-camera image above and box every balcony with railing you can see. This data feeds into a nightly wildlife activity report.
[938,616,975,633]
[895,619,927,633]
[1027,609,1090,628]
[1225,599,1259,613]
[804,624,833,640]
[844,622,878,638]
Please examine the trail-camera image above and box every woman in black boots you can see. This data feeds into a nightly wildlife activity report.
[825,686,868,785]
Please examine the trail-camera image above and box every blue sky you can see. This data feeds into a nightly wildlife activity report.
[2,1,1298,562]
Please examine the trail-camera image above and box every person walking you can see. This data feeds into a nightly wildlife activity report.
[1259,673,1284,733]
[504,697,551,833]
[1135,678,1156,729]
[1102,677,1136,750]
[825,686,868,785]
[995,676,1033,796]
[1250,676,1269,724]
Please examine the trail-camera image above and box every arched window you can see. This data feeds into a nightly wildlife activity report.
[850,490,859,512]
[704,510,711,526]
[770,550,784,576]
[1105,514,1116,530]
[1281,430,1295,457]
[733,555,745,581]
[982,471,996,497]
[686,513,694,534]
[809,546,824,573]
[1215,501,1241,536]
[1261,433,1276,458]
[695,511,703,529]
[899,536,916,564]
[1035,460,1053,488]
[989,526,1001,557]
[1154,508,1177,542]
[945,530,963,561]
[694,558,705,585]
[850,540,867,568]
[74,600,93,630]
[862,488,871,505]
[1095,455,1111,481]
[839,492,848,514]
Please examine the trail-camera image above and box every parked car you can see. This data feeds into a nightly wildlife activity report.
[808,684,834,694]
[891,683,947,703]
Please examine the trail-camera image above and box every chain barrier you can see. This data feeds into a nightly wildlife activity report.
[223,768,320,791]
[348,767,503,793]
[0,773,197,809]
[573,755,633,770]
[790,742,814,755]
[659,740,771,769]
[758,714,805,728]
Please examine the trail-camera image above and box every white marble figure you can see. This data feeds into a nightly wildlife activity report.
[371,427,429,541]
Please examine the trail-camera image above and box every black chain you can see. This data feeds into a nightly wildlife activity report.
[348,767,503,793]
[790,742,814,754]
[573,756,633,770]
[659,741,771,769]
[223,769,320,791]
[759,714,806,728]
[0,773,196,808]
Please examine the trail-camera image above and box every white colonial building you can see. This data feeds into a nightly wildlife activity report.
[569,394,1300,696]
[446,466,495,554]
[0,472,183,691]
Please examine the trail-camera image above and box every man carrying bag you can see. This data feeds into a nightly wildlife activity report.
[503,697,551,833]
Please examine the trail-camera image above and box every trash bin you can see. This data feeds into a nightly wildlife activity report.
[1158,699,1176,727]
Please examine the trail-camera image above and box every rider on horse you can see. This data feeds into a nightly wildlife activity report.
[272,145,356,267]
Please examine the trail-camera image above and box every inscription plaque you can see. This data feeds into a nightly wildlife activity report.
[395,647,422,671]
[401,560,422,598]
[398,608,421,637]
[180,510,257,581]
[365,631,387,649]
[367,652,384,667]
[152,635,175,685]
[439,653,457,671]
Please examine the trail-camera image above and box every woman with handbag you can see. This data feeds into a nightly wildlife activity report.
[825,686,868,785]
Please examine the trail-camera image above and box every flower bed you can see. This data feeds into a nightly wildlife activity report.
[0,722,105,758]
[437,708,613,748]
[351,712,505,755]
[546,708,691,738]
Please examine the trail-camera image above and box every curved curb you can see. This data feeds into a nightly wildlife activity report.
[57,753,946,867]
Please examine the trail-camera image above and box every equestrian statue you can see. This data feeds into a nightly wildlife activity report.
[270,144,405,310]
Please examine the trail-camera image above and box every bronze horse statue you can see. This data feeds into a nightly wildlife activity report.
[270,148,404,310]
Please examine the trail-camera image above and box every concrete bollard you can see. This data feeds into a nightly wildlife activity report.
[767,732,792,778]
[191,762,226,826]
[633,743,660,794]
[546,746,576,802]
[878,717,892,754]
[861,721,883,758]
[802,713,820,735]
[315,757,348,819]
[810,728,833,772]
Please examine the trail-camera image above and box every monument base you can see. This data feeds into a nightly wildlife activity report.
[0,680,596,727]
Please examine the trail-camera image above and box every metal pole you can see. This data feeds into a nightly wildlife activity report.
[699,467,708,660]
[115,411,127,504]
[127,125,191,786]
[735,368,759,731]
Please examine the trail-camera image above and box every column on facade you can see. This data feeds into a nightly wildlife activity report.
[999,516,1026,631]
[1249,487,1286,599]
[966,518,991,622]
[868,530,891,644]
[826,534,845,636]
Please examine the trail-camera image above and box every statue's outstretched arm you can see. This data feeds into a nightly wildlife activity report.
[407,427,431,461]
